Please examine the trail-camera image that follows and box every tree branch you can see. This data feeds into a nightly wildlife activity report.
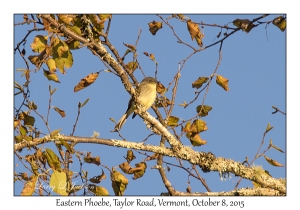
[14,134,286,194]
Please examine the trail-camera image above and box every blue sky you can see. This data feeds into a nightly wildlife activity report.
[14,14,285,195]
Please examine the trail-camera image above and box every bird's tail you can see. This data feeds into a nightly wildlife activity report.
[113,113,128,131]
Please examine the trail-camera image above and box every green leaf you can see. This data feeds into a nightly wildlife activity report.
[167,116,179,127]
[196,105,212,117]
[192,77,209,89]
[23,112,35,126]
[43,148,61,170]
[51,38,73,74]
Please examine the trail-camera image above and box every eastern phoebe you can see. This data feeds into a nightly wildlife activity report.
[113,77,158,131]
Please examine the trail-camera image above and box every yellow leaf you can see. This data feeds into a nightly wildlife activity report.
[68,25,82,36]
[182,121,192,133]
[148,21,163,35]
[272,16,286,32]
[98,14,112,20]
[30,35,48,53]
[187,133,207,146]
[89,14,106,31]
[175,14,184,20]
[43,69,60,83]
[192,77,209,89]
[30,160,39,175]
[57,14,74,25]
[21,175,38,196]
[51,37,73,74]
[187,20,204,47]
[167,116,179,127]
[74,72,100,92]
[265,123,274,133]
[88,184,109,196]
[126,61,138,73]
[50,129,62,138]
[191,119,208,133]
[264,156,284,167]
[111,170,128,196]
[271,144,285,153]
[42,16,55,33]
[49,170,68,195]
[67,40,80,50]
[14,120,20,130]
[46,58,56,72]
[149,54,155,61]
[216,75,229,91]
[125,150,136,163]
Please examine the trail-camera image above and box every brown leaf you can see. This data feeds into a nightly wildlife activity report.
[21,176,38,196]
[155,97,171,108]
[233,19,256,33]
[148,21,163,35]
[74,72,100,92]
[89,169,106,183]
[216,75,229,91]
[54,107,66,118]
[186,133,207,147]
[156,82,167,95]
[123,43,136,52]
[125,150,136,163]
[187,20,204,47]
[84,153,100,166]
[264,156,284,167]
[132,162,147,180]
[119,162,134,174]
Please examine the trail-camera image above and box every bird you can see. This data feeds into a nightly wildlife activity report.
[113,77,158,131]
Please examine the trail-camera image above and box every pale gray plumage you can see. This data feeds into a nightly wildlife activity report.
[113,77,157,131]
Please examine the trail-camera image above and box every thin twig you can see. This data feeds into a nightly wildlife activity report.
[157,14,197,51]
[71,102,81,136]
